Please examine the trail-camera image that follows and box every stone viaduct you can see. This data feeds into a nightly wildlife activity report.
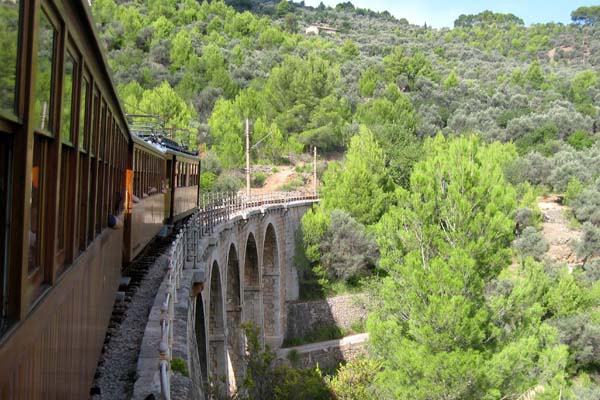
[133,194,318,400]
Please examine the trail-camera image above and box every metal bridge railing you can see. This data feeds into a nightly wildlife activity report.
[158,191,318,400]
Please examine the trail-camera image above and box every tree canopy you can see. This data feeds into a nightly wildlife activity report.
[571,6,600,25]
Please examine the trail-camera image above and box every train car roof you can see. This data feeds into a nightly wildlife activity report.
[130,134,201,162]
[76,1,133,142]
[131,134,167,158]
[164,147,201,162]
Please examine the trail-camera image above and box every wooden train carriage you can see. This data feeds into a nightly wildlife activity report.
[165,149,200,224]
[0,1,130,398]
[123,135,167,263]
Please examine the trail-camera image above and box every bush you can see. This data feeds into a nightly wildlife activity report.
[552,312,600,370]
[504,152,551,186]
[578,259,600,286]
[513,226,548,261]
[576,222,600,262]
[320,210,379,282]
[571,187,600,225]
[286,349,300,366]
[251,172,267,187]
[514,207,535,234]
[567,130,594,150]
[242,322,333,400]
[280,177,304,192]
[564,178,584,205]
[212,171,243,193]
[326,358,380,400]
[171,358,189,377]
[201,171,217,191]
[283,324,348,347]
[202,151,222,174]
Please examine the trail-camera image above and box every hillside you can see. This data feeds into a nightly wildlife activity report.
[92,1,599,187]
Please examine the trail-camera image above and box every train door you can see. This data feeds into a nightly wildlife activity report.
[0,135,11,335]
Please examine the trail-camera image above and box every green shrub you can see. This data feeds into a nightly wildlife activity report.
[513,226,549,261]
[212,172,243,193]
[282,324,348,347]
[350,319,366,334]
[200,171,217,191]
[567,130,594,150]
[326,358,380,400]
[280,178,304,191]
[242,322,334,400]
[171,358,189,377]
[564,178,584,205]
[252,172,267,187]
[294,164,311,173]
[286,349,300,366]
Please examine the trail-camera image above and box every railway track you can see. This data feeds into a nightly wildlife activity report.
[91,229,179,399]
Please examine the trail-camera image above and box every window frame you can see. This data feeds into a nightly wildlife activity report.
[0,0,24,122]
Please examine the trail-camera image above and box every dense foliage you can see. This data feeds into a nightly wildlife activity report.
[92,0,599,163]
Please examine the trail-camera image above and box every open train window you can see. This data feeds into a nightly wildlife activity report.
[79,78,88,151]
[0,135,12,336]
[77,74,91,254]
[33,9,57,134]
[28,136,46,274]
[0,0,21,117]
[88,90,99,243]
[56,52,77,270]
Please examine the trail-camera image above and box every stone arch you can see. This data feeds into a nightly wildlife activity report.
[195,293,208,383]
[262,223,281,346]
[226,243,243,391]
[243,232,262,330]
[208,261,227,384]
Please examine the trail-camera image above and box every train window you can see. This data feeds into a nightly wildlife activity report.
[181,163,185,187]
[95,103,105,233]
[61,53,75,143]
[87,92,99,243]
[88,160,96,242]
[133,149,138,197]
[34,10,56,133]
[0,0,20,116]
[29,136,46,273]
[79,79,88,150]
[77,150,88,254]
[90,91,98,156]
[77,76,90,253]
[175,162,179,188]
[99,103,106,160]
[56,144,72,268]
[0,136,12,335]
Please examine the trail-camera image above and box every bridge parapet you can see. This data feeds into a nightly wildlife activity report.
[134,192,318,400]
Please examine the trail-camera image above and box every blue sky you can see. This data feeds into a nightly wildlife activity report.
[303,0,599,28]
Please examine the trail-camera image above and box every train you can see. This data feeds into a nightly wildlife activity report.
[0,1,200,398]
[126,124,201,263]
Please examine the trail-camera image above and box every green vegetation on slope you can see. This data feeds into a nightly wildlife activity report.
[93,1,599,169]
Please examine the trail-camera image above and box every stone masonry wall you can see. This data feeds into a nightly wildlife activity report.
[285,294,368,340]
[277,333,369,370]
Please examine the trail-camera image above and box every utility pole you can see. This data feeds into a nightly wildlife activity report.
[245,119,251,198]
[313,146,317,195]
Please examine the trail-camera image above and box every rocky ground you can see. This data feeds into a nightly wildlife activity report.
[538,195,583,267]
[91,249,170,400]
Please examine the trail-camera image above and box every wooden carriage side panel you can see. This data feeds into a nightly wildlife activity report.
[0,228,123,399]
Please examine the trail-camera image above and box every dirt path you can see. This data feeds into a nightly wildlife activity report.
[251,165,316,195]
[538,195,582,267]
